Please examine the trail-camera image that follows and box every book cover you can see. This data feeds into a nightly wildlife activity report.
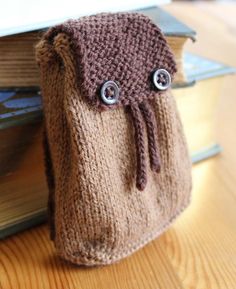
[173,53,236,161]
[184,53,236,82]
[0,89,42,129]
[0,1,171,37]
[142,6,196,41]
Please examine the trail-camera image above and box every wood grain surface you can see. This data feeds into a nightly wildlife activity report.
[1,2,236,289]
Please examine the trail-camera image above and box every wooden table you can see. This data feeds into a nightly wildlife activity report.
[1,3,236,288]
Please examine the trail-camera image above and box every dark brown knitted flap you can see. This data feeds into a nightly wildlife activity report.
[44,13,177,109]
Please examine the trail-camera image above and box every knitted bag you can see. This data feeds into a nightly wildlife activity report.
[35,12,192,266]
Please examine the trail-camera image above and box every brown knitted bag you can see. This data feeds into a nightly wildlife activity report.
[35,12,192,266]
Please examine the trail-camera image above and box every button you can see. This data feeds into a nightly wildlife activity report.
[152,69,171,91]
[100,81,119,105]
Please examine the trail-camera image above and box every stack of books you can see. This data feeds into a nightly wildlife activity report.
[0,5,235,238]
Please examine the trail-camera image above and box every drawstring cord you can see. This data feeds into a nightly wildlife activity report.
[139,101,161,173]
[130,100,161,191]
[130,103,147,191]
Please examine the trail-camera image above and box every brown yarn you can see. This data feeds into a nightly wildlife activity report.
[129,99,161,191]
[130,103,147,191]
[35,12,192,266]
[140,100,161,173]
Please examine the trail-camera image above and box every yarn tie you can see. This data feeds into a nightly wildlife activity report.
[130,100,161,191]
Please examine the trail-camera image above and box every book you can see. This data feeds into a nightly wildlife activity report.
[0,89,47,238]
[0,0,171,37]
[173,53,236,161]
[142,7,196,85]
[1,53,235,239]
[0,6,196,88]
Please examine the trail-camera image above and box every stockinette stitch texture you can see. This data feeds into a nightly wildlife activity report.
[35,12,192,266]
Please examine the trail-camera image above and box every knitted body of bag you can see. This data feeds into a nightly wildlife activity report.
[35,13,192,266]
